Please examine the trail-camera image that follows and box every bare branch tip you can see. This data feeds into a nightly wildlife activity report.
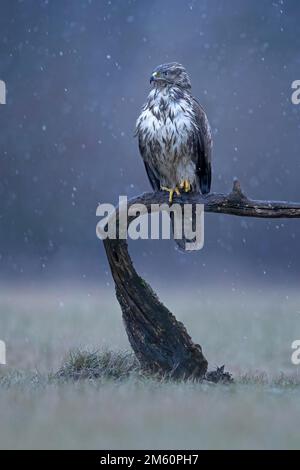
[231,178,247,199]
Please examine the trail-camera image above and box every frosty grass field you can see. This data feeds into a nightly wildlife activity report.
[0,283,300,450]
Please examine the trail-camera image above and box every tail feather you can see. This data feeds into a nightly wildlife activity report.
[170,203,203,253]
[200,162,211,195]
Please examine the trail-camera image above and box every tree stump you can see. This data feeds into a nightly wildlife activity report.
[102,180,300,381]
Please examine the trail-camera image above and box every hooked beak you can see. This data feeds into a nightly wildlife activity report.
[150,71,159,84]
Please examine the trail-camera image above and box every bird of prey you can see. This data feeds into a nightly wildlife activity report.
[135,62,212,203]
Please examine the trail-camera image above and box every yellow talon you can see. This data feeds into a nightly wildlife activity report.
[161,186,180,203]
[185,180,191,192]
[180,180,191,192]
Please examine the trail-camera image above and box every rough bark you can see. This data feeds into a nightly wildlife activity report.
[102,180,300,381]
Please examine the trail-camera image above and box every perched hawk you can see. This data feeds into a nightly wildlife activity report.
[136,62,212,203]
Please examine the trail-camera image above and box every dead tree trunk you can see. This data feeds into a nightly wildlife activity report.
[102,180,300,381]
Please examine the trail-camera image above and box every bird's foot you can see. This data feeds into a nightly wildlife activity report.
[180,180,192,193]
[161,186,180,203]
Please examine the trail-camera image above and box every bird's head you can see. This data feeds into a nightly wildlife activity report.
[150,62,191,91]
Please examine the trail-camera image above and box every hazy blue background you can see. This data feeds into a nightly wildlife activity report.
[1,0,300,287]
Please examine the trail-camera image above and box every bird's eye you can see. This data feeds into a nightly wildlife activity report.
[164,71,169,76]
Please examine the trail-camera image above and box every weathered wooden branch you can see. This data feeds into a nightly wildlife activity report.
[103,179,300,381]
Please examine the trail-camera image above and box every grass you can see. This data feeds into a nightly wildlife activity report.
[1,348,299,387]
[1,351,300,450]
[55,349,140,381]
[0,283,300,449]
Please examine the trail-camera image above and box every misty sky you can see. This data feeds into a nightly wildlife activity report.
[1,0,300,286]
